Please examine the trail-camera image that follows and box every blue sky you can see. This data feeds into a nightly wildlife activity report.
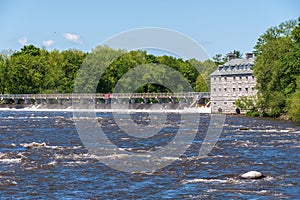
[0,0,299,58]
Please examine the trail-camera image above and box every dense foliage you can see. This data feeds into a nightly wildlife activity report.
[0,45,215,95]
[236,17,300,121]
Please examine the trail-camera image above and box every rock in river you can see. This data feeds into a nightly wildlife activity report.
[241,171,264,179]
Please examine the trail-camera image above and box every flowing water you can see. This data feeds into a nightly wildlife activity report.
[0,110,299,199]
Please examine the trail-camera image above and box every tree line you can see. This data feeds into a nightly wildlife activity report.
[0,45,216,95]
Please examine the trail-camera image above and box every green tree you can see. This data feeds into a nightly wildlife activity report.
[221,50,243,62]
[188,58,217,87]
[288,76,300,121]
[58,49,87,93]
[5,45,45,94]
[75,45,124,93]
[235,95,257,112]
[212,53,224,65]
[253,18,299,117]
[232,50,243,58]
[195,74,208,92]
[0,54,6,93]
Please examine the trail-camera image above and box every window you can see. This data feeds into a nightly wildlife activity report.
[219,88,221,91]
[224,76,227,81]
[224,102,227,105]
[219,77,221,81]
[224,88,227,92]
[239,88,242,92]
[245,88,248,93]
[246,76,248,80]
[252,76,255,80]
[252,87,255,91]
[213,88,216,92]
[214,77,216,80]
[233,76,236,81]
[233,88,236,92]
[239,76,242,80]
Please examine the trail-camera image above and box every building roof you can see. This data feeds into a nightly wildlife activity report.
[211,57,254,76]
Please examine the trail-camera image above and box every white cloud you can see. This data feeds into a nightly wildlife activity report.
[63,33,80,43]
[43,40,54,46]
[18,37,28,46]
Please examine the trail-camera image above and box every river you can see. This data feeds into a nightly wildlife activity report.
[0,110,299,199]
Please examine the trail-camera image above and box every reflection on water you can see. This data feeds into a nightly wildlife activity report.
[0,111,299,199]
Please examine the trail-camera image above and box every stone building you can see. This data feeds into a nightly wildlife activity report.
[210,53,257,113]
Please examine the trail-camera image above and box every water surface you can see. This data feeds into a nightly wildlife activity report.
[0,111,299,199]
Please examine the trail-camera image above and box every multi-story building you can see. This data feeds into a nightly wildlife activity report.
[210,53,257,113]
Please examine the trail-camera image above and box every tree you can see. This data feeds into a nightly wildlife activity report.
[235,95,257,112]
[195,74,208,92]
[0,54,6,93]
[75,45,125,93]
[288,76,300,121]
[212,54,224,66]
[187,58,217,88]
[58,49,87,93]
[253,18,299,117]
[14,45,41,56]
[5,45,45,94]
[221,50,243,62]
[232,50,243,58]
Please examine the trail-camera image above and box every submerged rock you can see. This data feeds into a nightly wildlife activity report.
[241,171,263,179]
[239,127,250,131]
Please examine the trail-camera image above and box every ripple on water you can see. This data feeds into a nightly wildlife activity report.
[0,112,299,199]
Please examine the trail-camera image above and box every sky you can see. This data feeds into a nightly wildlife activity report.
[0,0,299,59]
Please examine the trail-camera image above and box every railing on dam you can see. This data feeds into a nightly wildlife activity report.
[0,92,210,100]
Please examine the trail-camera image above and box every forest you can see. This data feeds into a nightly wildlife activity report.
[0,45,216,95]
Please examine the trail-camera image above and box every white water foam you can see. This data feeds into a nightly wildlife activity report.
[0,158,22,163]
[0,107,210,113]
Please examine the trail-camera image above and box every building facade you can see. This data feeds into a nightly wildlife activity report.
[210,53,257,113]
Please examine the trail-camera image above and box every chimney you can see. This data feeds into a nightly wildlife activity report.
[246,53,253,59]
[227,53,235,61]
